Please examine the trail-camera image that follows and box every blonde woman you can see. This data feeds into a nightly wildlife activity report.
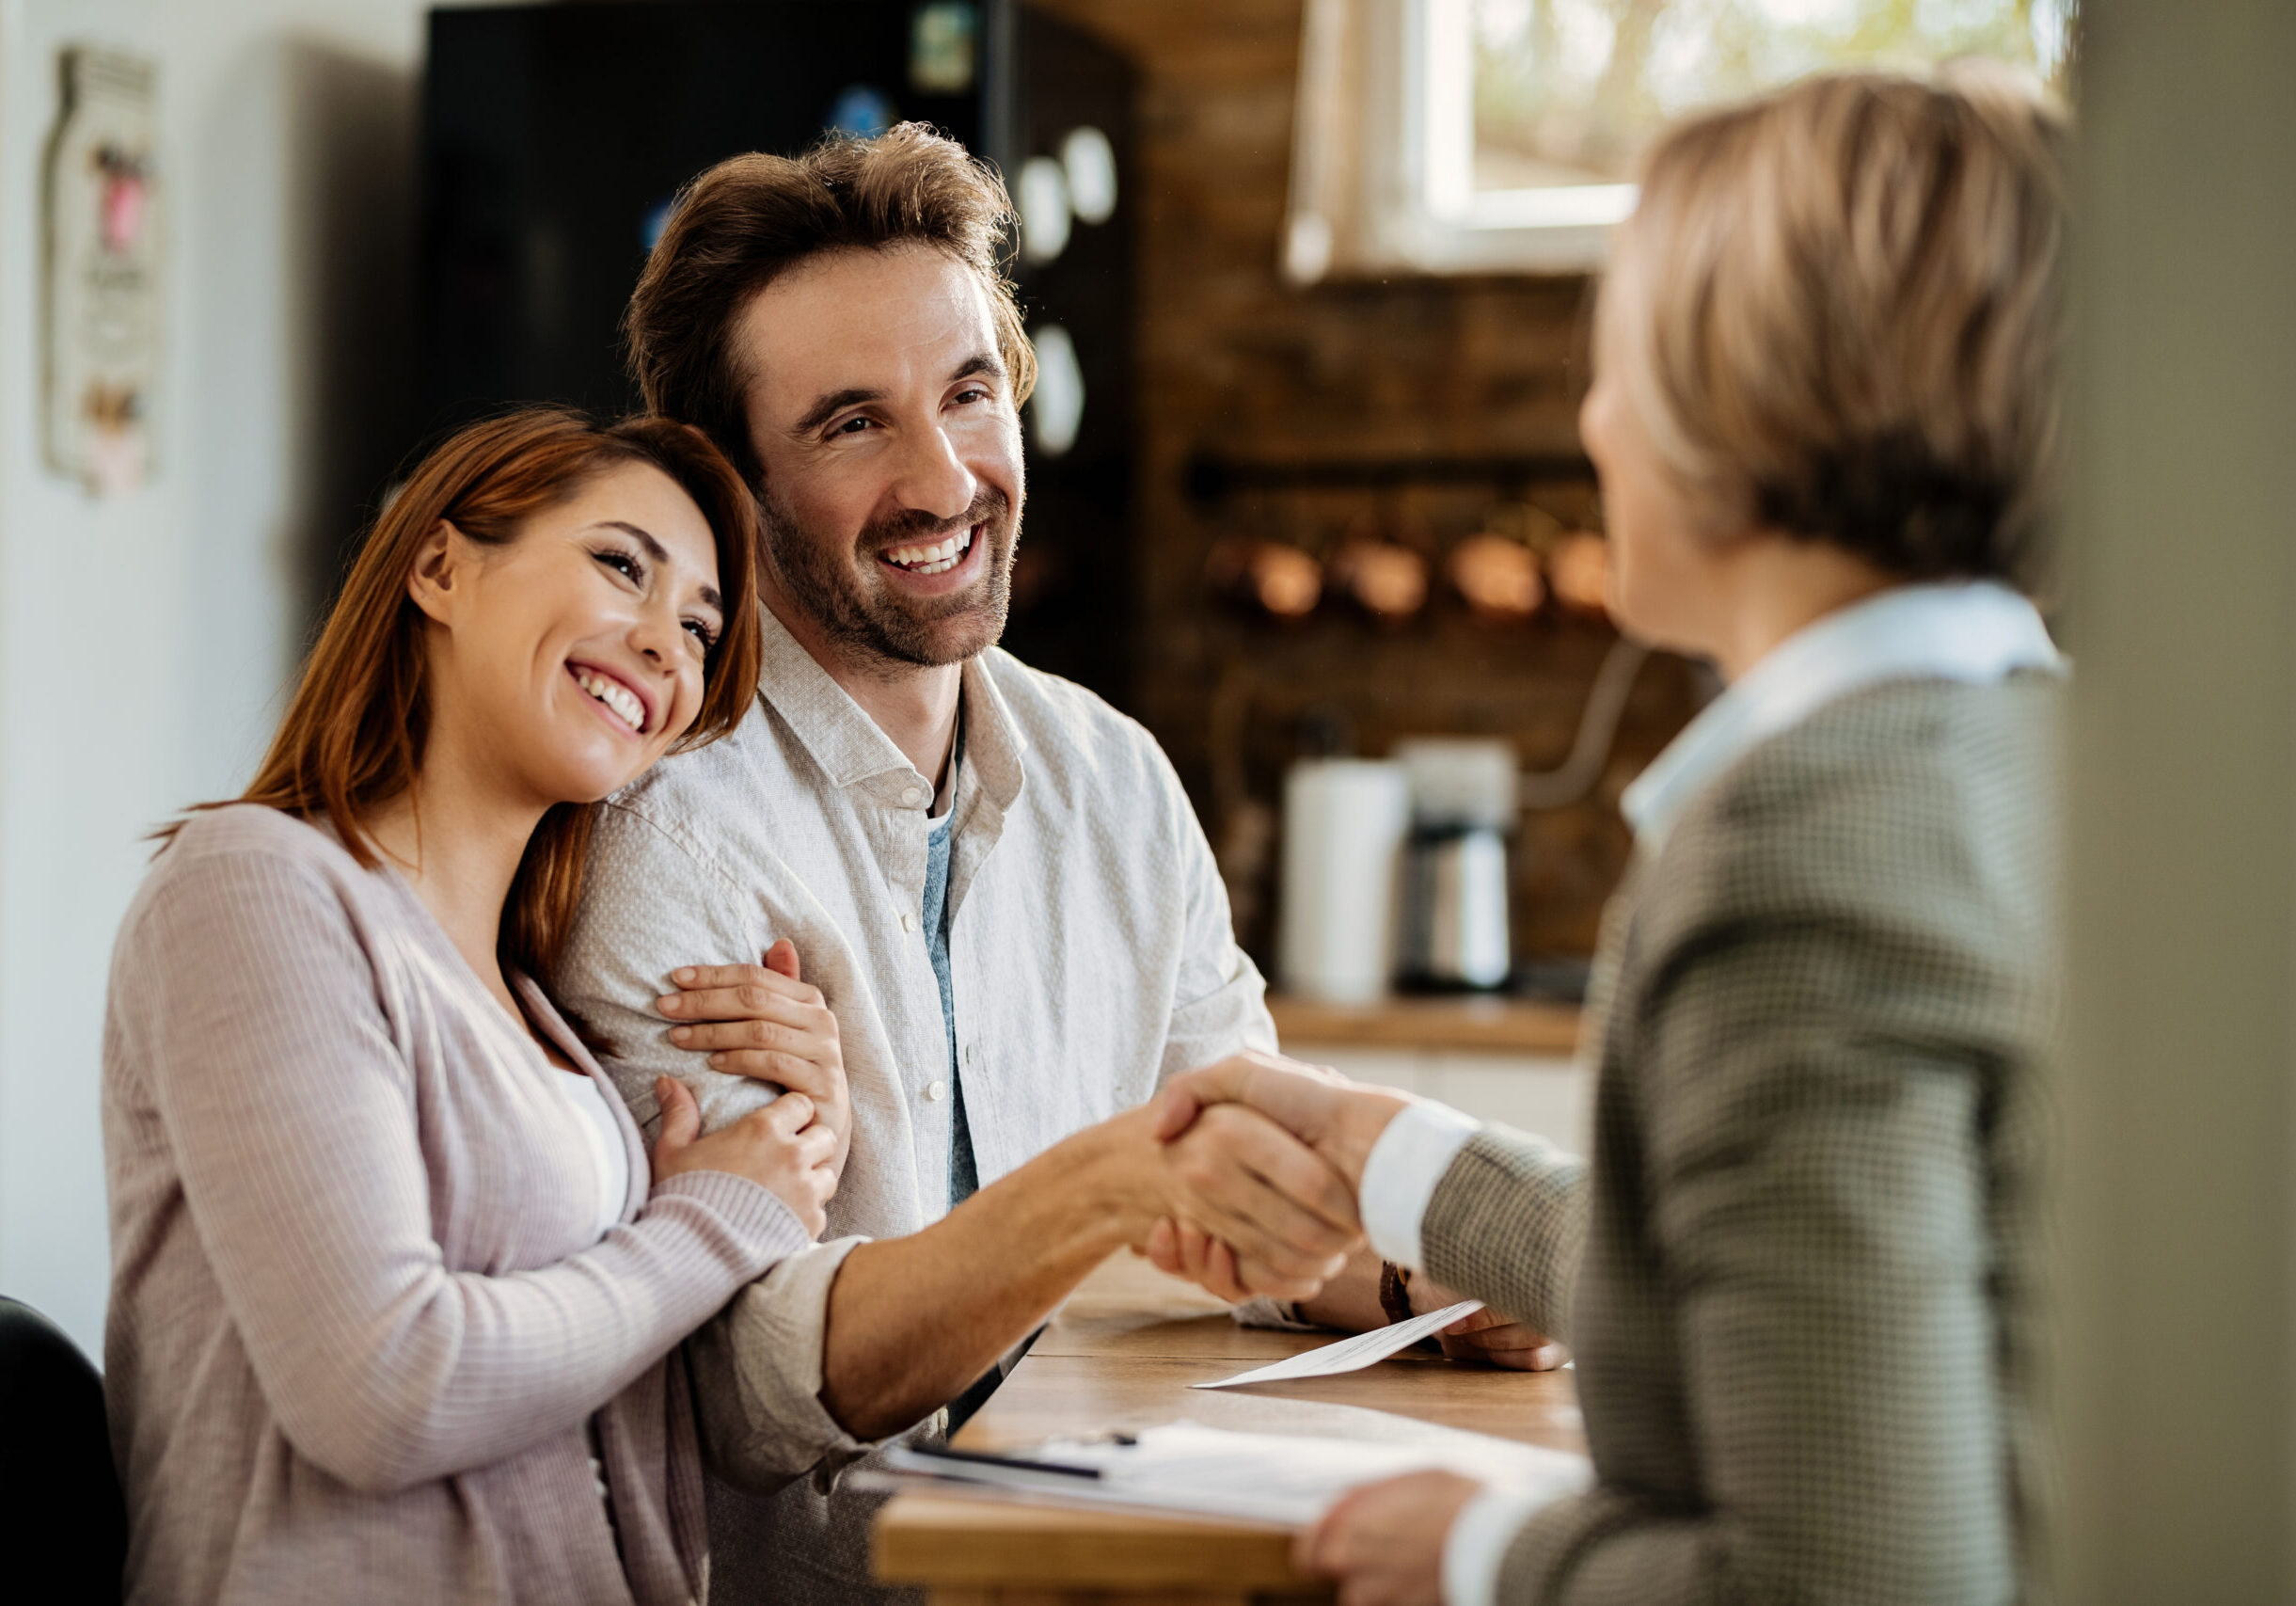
[1153,68,2067,1606]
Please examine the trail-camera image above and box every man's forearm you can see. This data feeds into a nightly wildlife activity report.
[818,1114,1151,1439]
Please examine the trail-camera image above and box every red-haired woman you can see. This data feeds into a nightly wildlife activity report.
[101,408,846,1605]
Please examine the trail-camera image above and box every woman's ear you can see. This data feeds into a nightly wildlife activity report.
[405,518,464,626]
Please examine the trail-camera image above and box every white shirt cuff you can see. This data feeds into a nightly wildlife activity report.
[1441,1485,1549,1606]
[1358,1099,1479,1269]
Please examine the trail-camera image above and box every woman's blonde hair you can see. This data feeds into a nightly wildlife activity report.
[1598,64,2069,583]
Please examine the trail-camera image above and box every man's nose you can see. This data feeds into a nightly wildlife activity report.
[890,421,979,524]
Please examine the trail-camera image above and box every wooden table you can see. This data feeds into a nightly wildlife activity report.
[873,1255,1582,1606]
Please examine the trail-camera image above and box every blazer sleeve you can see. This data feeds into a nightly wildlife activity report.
[118,847,812,1496]
[1469,907,2017,1605]
[1419,1126,1588,1344]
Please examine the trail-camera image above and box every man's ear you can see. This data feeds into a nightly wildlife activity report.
[405,518,464,626]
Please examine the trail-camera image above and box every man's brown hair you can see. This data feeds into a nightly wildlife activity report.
[625,123,1037,489]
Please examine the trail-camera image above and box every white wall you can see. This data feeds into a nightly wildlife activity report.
[2054,0,2296,1596]
[0,0,439,1356]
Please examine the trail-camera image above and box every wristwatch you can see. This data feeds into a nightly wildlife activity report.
[1378,1260,1415,1325]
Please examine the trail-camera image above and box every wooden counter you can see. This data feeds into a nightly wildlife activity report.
[1268,994,1580,1056]
[874,1254,1582,1606]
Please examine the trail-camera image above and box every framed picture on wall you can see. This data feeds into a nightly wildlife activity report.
[43,44,163,498]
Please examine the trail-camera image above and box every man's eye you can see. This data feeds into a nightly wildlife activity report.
[831,416,876,437]
[954,387,990,405]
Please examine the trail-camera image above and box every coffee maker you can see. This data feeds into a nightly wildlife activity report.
[1393,739,1515,993]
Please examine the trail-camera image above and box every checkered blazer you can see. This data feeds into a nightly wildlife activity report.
[1423,674,2060,1604]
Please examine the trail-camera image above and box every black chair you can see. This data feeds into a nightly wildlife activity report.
[0,1296,127,1603]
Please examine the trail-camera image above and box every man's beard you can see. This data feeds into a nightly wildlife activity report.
[759,484,1018,672]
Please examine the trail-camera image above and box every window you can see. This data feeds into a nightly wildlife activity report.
[1285,0,2076,281]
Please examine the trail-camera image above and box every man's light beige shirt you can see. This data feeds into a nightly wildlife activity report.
[554,609,1273,1601]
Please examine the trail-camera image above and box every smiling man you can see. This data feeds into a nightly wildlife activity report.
[549,127,1354,1606]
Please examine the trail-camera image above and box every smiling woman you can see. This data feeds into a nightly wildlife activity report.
[101,406,851,1606]
[175,406,761,979]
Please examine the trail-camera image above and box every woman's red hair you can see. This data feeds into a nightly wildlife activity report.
[167,406,761,981]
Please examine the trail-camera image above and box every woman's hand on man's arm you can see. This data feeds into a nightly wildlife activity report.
[652,938,851,1170]
[650,1077,837,1238]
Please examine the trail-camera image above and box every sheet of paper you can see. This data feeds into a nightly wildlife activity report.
[1190,1298,1486,1390]
[878,1419,1590,1530]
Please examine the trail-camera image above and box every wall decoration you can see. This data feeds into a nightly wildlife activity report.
[43,45,163,498]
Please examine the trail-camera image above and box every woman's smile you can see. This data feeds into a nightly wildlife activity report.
[567,661,654,737]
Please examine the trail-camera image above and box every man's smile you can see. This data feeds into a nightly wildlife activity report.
[879,524,976,577]
[871,520,989,596]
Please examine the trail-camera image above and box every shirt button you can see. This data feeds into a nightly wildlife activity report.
[900,912,917,933]
[899,785,925,808]
[925,1080,948,1102]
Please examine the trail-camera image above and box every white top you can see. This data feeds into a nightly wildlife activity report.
[1354,580,2065,1606]
[1620,580,2063,852]
[553,1071,632,1243]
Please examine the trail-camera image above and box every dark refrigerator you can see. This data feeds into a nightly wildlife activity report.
[419,0,1137,709]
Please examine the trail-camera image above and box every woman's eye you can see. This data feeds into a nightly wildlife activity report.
[595,549,643,584]
[683,619,718,652]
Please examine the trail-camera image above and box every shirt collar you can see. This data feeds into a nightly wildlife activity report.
[1619,580,2064,853]
[754,604,1028,821]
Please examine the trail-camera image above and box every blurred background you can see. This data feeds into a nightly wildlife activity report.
[0,5,2288,1594]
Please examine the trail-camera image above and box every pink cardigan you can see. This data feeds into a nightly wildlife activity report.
[102,805,809,1604]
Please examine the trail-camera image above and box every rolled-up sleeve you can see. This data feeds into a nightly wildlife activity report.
[686,1236,924,1493]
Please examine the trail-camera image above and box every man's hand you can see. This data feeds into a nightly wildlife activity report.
[1296,1470,1481,1606]
[1153,1050,1413,1192]
[1144,1103,1361,1300]
[655,939,851,1169]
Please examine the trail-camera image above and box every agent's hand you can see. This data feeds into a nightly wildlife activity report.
[650,1075,837,1237]
[655,939,851,1169]
[1425,1298,1566,1372]
[1153,1050,1413,1193]
[1296,1470,1481,1606]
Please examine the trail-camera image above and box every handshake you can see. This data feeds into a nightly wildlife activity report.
[1129,1050,1557,1373]
[1132,1050,1409,1301]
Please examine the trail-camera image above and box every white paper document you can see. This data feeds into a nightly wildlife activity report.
[1191,1298,1486,1390]
[878,1419,1591,1530]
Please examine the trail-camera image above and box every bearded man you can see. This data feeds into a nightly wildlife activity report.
[551,125,1357,1606]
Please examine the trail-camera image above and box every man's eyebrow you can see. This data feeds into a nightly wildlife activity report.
[791,387,882,435]
[951,351,1005,384]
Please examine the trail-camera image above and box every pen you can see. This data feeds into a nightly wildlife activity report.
[910,1444,1104,1480]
